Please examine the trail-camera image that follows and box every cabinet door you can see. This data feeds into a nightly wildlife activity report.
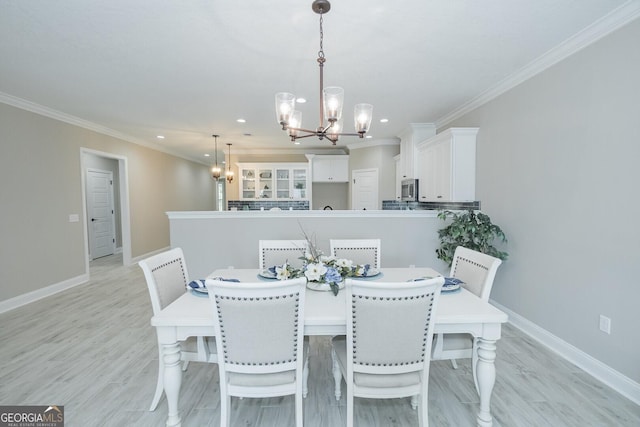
[432,142,451,201]
[241,168,257,199]
[257,168,273,199]
[292,168,308,199]
[275,169,290,199]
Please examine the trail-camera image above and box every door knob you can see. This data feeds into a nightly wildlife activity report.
[91,218,97,222]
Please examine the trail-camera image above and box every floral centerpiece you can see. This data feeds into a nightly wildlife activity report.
[268,230,371,296]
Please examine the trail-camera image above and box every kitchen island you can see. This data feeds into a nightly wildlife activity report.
[167,210,449,278]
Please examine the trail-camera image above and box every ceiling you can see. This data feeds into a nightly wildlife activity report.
[1,0,637,164]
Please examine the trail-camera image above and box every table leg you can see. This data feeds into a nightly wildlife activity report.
[162,342,183,427]
[475,338,497,427]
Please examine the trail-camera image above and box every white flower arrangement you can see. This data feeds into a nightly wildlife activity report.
[269,230,371,296]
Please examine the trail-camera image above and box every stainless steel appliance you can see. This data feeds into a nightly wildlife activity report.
[401,179,419,202]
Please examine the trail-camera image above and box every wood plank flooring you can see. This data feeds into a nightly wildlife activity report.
[1,254,638,426]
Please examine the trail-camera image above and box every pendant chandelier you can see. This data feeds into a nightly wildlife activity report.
[211,134,221,180]
[275,0,373,145]
[225,143,234,183]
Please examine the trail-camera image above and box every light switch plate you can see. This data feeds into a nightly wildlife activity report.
[69,214,80,223]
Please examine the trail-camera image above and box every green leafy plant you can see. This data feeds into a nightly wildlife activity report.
[436,210,508,266]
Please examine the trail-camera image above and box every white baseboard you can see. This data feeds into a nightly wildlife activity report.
[491,299,640,406]
[0,273,89,314]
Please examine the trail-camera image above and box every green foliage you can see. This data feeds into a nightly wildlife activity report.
[436,210,508,267]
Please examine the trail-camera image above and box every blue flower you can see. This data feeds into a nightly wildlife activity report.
[324,267,342,284]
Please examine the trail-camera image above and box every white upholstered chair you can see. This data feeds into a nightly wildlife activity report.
[138,248,217,411]
[258,239,308,271]
[329,238,381,269]
[206,277,308,427]
[431,246,503,393]
[331,277,444,427]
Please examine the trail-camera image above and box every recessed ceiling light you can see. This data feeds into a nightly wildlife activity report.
[296,98,307,103]
[365,135,373,139]
[294,141,301,145]
[379,118,389,123]
[237,118,246,123]
[204,153,210,157]
[157,135,165,139]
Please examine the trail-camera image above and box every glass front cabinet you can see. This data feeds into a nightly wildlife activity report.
[238,163,309,200]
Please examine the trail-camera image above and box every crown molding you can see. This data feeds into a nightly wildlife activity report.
[346,137,400,151]
[435,1,640,129]
[0,91,207,165]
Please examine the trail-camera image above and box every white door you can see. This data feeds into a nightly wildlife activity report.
[87,169,116,260]
[352,169,379,210]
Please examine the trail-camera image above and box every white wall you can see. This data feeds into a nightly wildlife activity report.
[447,18,640,382]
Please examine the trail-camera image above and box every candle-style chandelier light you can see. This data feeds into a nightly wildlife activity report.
[211,134,221,180]
[225,143,234,183]
[275,0,373,145]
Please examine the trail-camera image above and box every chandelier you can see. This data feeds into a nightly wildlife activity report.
[275,0,373,145]
[225,143,234,183]
[211,134,221,180]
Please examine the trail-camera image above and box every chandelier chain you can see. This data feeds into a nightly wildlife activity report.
[318,13,325,59]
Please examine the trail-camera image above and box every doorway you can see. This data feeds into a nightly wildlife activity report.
[351,168,379,210]
[81,148,131,268]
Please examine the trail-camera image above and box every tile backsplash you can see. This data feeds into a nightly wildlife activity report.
[228,200,310,211]
[382,200,480,211]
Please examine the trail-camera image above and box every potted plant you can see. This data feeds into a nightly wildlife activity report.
[436,209,508,266]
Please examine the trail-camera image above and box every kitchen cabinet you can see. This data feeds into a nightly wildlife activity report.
[309,155,349,182]
[238,163,309,200]
[416,128,478,202]
[398,123,436,180]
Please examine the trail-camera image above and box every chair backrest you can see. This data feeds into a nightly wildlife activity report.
[345,277,444,375]
[258,239,308,270]
[449,246,503,301]
[207,278,307,375]
[329,239,381,269]
[139,247,189,315]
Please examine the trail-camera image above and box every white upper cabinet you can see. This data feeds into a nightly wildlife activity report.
[416,128,478,202]
[308,155,349,182]
[398,123,436,180]
[238,163,309,200]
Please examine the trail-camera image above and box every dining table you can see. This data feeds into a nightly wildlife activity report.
[151,267,508,427]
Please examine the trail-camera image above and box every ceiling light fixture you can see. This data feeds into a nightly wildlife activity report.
[275,0,373,145]
[225,143,234,183]
[211,134,221,181]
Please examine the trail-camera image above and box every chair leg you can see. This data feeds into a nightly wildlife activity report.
[149,350,164,411]
[182,360,189,371]
[295,388,304,427]
[331,347,342,400]
[411,395,418,410]
[417,393,428,427]
[303,352,310,398]
[450,359,458,369]
[346,384,354,427]
[220,391,231,427]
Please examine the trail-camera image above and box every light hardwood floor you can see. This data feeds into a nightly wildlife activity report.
[1,254,638,427]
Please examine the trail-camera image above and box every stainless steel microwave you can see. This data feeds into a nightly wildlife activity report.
[401,179,419,201]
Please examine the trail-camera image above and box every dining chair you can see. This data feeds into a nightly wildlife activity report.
[206,277,308,427]
[329,238,381,269]
[431,246,503,393]
[331,277,444,427]
[258,239,308,271]
[139,247,217,411]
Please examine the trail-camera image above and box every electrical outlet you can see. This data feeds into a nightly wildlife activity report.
[599,315,611,334]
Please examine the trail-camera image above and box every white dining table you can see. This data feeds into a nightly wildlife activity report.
[151,267,508,427]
